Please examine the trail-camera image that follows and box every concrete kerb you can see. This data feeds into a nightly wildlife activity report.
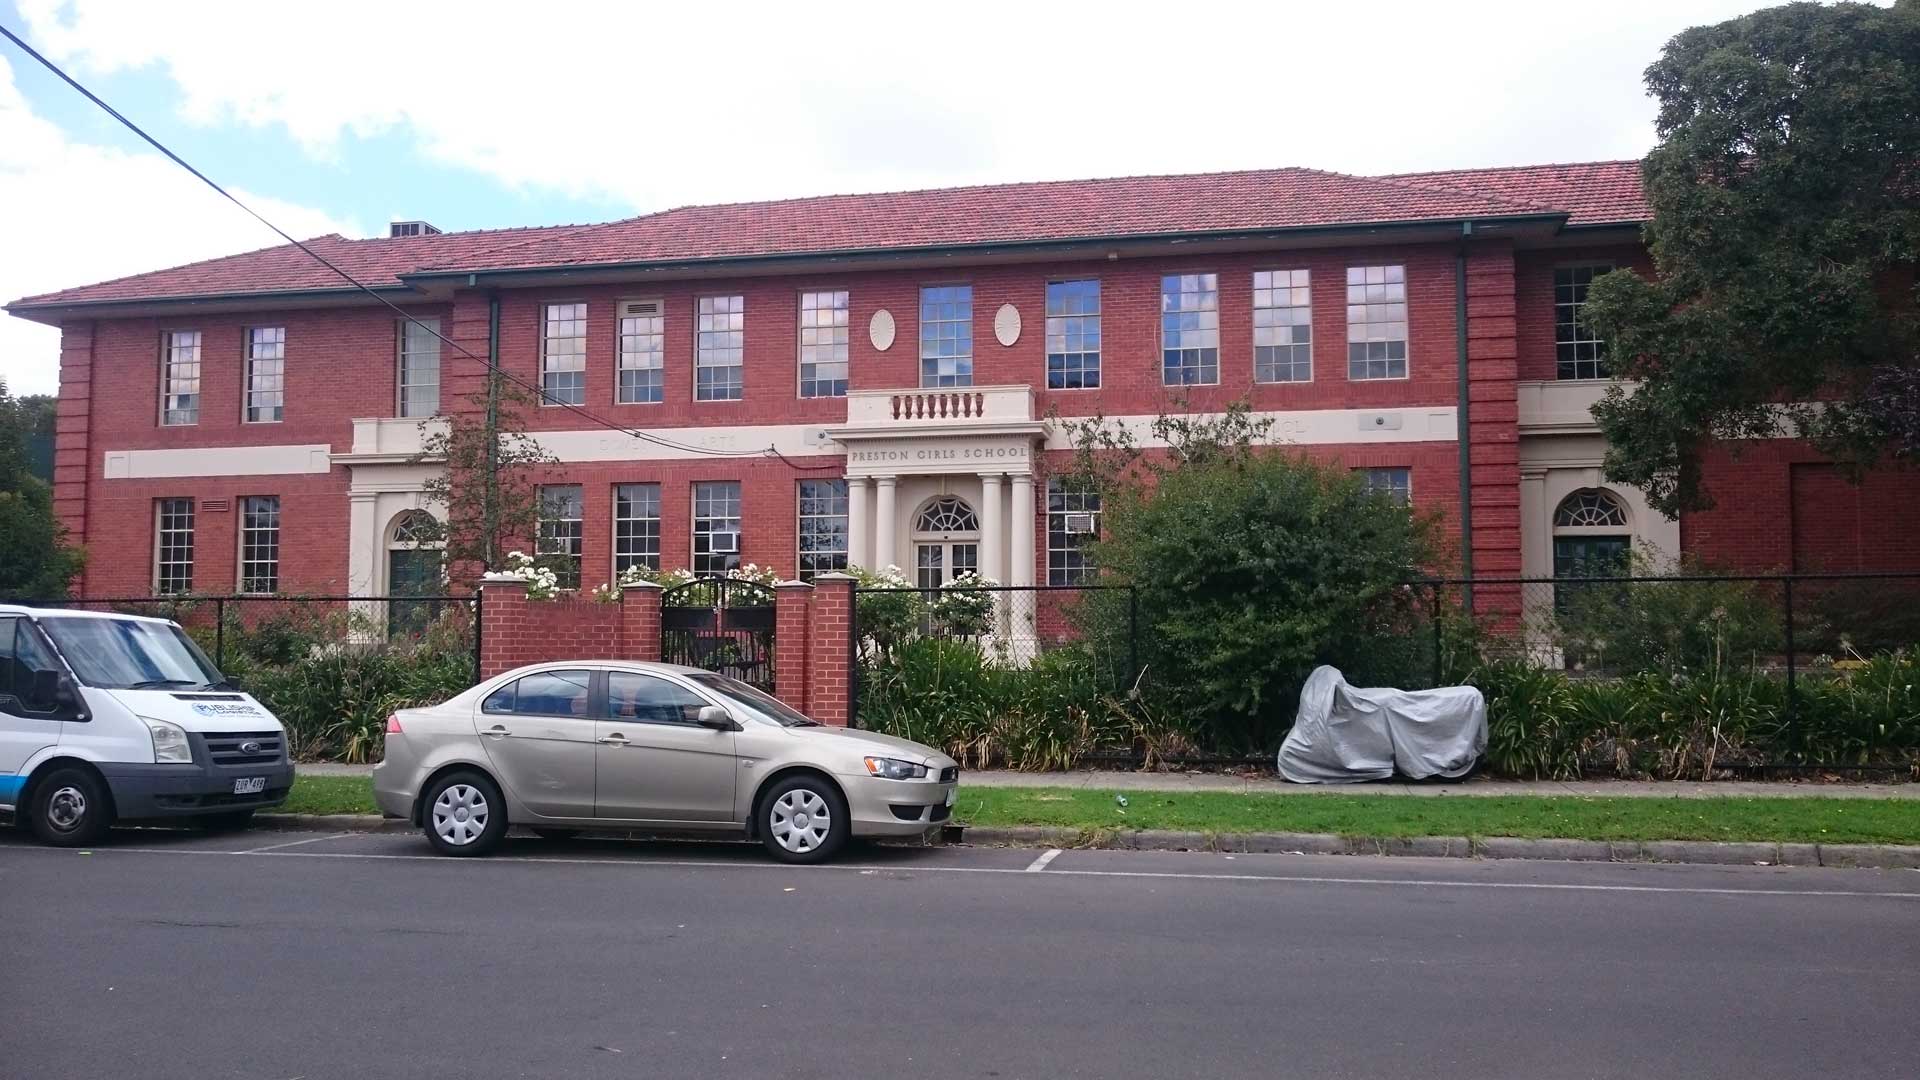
[246,814,1920,868]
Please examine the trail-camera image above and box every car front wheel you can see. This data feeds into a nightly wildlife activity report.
[758,776,848,864]
[423,771,506,856]
[30,767,113,847]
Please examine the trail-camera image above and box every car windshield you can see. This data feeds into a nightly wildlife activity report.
[686,672,818,727]
[38,616,224,690]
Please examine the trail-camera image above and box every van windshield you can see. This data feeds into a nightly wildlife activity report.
[38,617,224,690]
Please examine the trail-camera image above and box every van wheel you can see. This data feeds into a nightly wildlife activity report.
[758,775,848,864]
[423,771,506,856]
[30,767,113,847]
[199,810,256,832]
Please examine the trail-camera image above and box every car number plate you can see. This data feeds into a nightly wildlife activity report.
[233,777,266,795]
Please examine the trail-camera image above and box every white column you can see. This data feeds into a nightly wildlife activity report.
[874,475,899,572]
[846,476,871,570]
[1009,472,1035,587]
[978,472,1004,583]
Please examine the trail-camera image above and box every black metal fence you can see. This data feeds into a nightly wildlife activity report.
[848,583,1139,727]
[1405,571,1920,709]
[21,593,483,681]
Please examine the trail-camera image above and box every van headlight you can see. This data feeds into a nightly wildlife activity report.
[862,756,929,780]
[142,717,194,764]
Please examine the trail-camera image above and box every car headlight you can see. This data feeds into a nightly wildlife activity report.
[863,756,929,780]
[142,717,194,764]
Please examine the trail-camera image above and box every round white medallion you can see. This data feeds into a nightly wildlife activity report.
[994,303,1021,347]
[869,309,896,352]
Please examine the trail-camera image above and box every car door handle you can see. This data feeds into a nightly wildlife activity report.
[482,724,511,739]
[597,733,629,747]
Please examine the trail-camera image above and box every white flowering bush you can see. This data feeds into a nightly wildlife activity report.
[852,564,922,655]
[932,571,999,637]
[490,551,561,600]
[591,563,666,604]
[726,563,782,587]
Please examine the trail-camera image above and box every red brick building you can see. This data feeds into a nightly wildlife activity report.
[9,161,1918,614]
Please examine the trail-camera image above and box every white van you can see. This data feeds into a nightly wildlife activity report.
[0,604,294,845]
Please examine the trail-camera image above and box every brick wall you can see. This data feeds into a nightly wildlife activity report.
[1683,442,1920,572]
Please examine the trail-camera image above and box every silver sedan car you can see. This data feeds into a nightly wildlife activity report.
[372,661,959,862]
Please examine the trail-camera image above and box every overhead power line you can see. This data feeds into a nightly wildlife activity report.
[0,21,836,469]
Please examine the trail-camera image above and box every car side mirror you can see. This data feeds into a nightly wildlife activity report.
[695,705,737,731]
[31,669,76,711]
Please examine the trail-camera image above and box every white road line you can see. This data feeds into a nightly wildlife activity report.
[1025,848,1064,873]
[9,843,1919,900]
[238,833,351,854]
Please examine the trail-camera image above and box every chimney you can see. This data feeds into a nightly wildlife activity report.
[389,220,443,238]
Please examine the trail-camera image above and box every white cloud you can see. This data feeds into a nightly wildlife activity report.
[0,54,359,395]
[20,0,1770,213]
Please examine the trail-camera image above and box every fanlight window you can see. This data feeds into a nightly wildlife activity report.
[1553,490,1628,529]
[915,497,978,535]
[389,510,440,547]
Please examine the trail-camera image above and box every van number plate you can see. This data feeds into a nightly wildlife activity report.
[233,777,266,795]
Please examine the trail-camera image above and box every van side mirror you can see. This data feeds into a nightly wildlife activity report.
[30,669,76,711]
[695,705,737,731]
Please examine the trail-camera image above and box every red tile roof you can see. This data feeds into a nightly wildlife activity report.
[1382,160,1648,228]
[8,161,1647,309]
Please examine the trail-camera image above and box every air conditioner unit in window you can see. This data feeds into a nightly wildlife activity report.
[709,531,739,554]
[619,299,664,319]
[1063,513,1096,535]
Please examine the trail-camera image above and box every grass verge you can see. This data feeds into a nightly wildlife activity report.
[274,775,1920,845]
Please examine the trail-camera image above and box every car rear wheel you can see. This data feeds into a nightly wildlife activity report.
[29,767,112,847]
[758,776,848,864]
[423,771,506,856]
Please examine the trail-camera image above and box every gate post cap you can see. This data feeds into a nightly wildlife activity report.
[774,579,814,589]
[812,572,858,583]
[619,579,663,591]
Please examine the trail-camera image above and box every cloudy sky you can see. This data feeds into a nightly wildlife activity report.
[2,0,1772,395]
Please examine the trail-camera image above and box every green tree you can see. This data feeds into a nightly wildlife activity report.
[0,381,85,600]
[1582,0,1920,515]
[413,372,557,585]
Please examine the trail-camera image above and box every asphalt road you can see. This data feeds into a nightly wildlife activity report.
[2,828,1917,1080]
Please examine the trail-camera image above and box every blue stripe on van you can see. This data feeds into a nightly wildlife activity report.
[0,774,23,802]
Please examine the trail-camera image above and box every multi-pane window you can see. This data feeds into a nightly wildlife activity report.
[919,285,973,388]
[613,483,661,574]
[1045,280,1101,389]
[1160,274,1220,385]
[537,485,584,590]
[1046,478,1101,586]
[797,479,849,579]
[1253,270,1312,383]
[239,495,281,594]
[798,291,850,398]
[1357,467,1412,506]
[617,302,666,404]
[696,295,745,401]
[398,318,442,417]
[154,498,194,593]
[161,330,201,425]
[1346,265,1408,380]
[245,327,286,422]
[1555,265,1613,380]
[541,303,587,406]
[692,481,742,576]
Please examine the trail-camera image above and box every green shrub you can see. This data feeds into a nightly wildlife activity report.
[1550,554,1782,676]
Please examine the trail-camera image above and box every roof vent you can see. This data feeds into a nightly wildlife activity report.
[389,220,442,238]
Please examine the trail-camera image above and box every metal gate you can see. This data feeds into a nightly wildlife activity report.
[660,577,777,691]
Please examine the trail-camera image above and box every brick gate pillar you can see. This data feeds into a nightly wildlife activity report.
[476,576,529,679]
[773,580,813,712]
[619,580,663,663]
[806,573,856,727]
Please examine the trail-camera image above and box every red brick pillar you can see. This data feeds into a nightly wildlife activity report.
[54,321,94,593]
[1465,241,1523,628]
[774,580,813,712]
[477,577,529,679]
[806,573,855,727]
[619,580,663,662]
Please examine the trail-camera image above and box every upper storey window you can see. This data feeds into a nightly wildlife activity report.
[798,290,850,398]
[1045,280,1101,390]
[161,330,201,425]
[397,319,441,417]
[618,299,666,404]
[920,286,973,388]
[541,303,587,406]
[245,326,285,423]
[1555,265,1613,380]
[1345,265,1407,380]
[1161,274,1219,385]
[1253,270,1312,383]
[696,295,746,401]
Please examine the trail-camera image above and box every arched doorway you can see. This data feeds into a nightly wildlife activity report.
[1551,489,1631,577]
[912,495,979,590]
[386,510,445,638]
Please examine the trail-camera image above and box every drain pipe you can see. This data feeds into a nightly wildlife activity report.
[1455,221,1474,606]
